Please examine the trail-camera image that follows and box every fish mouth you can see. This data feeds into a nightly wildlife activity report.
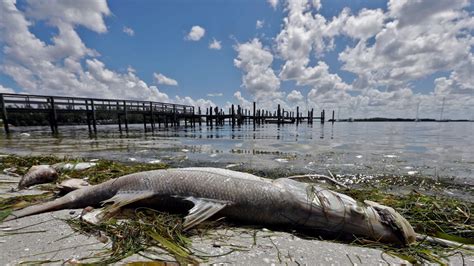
[365,200,416,245]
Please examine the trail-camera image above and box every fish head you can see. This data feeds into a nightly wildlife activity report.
[364,200,416,245]
[18,165,58,189]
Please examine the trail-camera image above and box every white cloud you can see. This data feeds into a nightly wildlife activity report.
[123,26,134,36]
[185,25,205,41]
[209,38,222,50]
[153,72,178,86]
[266,0,473,118]
[275,1,351,98]
[343,8,385,40]
[311,0,322,11]
[233,91,252,110]
[0,84,14,93]
[207,93,223,97]
[234,39,281,105]
[0,0,213,110]
[256,20,264,29]
[25,0,111,33]
[287,90,304,103]
[275,0,348,83]
[127,66,136,73]
[339,0,474,88]
[267,0,278,10]
[175,96,215,110]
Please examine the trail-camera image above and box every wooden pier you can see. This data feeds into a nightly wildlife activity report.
[0,93,326,134]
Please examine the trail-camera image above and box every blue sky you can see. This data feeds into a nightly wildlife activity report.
[0,0,473,118]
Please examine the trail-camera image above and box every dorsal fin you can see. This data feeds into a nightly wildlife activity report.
[183,197,229,230]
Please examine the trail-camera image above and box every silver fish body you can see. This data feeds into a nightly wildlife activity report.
[6,168,416,245]
[18,165,58,189]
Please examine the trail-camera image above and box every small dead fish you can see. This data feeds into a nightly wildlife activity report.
[57,178,90,193]
[18,165,58,189]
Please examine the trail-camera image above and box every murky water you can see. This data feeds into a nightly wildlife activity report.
[1,122,473,185]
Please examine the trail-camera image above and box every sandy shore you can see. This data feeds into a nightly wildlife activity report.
[1,209,413,265]
[0,173,471,265]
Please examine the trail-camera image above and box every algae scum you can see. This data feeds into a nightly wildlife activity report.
[0,155,472,264]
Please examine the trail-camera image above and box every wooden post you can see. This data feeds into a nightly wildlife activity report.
[277,104,281,125]
[209,106,213,128]
[296,106,299,124]
[85,100,92,134]
[116,102,122,133]
[320,109,324,124]
[1,94,9,134]
[142,103,147,132]
[150,102,155,132]
[123,101,129,132]
[332,110,335,124]
[48,97,58,134]
[237,105,242,125]
[91,99,97,133]
[231,104,235,126]
[184,106,188,127]
[198,107,202,126]
[253,102,256,126]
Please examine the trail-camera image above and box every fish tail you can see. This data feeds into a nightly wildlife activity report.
[4,194,74,221]
[4,182,113,221]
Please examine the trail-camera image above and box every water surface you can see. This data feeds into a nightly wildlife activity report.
[1,122,472,185]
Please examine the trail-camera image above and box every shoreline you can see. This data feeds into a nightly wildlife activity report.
[0,154,473,264]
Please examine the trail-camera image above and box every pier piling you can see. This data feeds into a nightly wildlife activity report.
[0,93,328,134]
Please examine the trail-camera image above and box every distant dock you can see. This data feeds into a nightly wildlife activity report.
[1,93,326,134]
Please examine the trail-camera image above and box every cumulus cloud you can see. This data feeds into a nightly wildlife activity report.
[185,25,205,41]
[267,0,278,10]
[25,0,111,33]
[175,96,215,110]
[233,91,252,110]
[267,0,473,118]
[153,72,178,86]
[122,26,134,36]
[287,90,304,103]
[339,0,474,88]
[209,38,222,50]
[0,0,213,110]
[275,1,351,98]
[0,84,14,93]
[342,8,385,40]
[256,20,264,29]
[234,39,281,105]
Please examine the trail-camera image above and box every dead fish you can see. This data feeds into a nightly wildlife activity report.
[18,165,58,189]
[57,178,90,194]
[4,168,416,245]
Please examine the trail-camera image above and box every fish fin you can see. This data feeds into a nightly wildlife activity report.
[182,197,229,230]
[81,207,107,225]
[101,191,156,218]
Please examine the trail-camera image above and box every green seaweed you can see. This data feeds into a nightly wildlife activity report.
[66,208,199,264]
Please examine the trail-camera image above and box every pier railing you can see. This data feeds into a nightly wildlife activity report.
[0,93,195,134]
[1,93,328,135]
[0,93,193,114]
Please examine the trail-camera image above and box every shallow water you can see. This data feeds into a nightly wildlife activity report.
[0,122,473,185]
